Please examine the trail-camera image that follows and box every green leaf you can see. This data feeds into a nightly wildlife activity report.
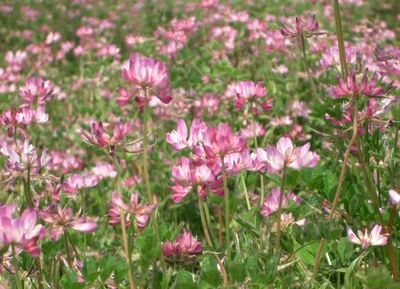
[256,256,278,285]
[200,255,221,287]
[356,265,400,289]
[82,257,98,283]
[61,270,85,289]
[296,242,319,266]
[348,192,363,215]
[228,258,246,282]
[337,237,353,263]
[176,271,198,289]
[100,255,116,281]
[245,254,259,279]
[114,258,129,285]
[323,171,338,201]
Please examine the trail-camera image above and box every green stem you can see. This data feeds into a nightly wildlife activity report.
[221,157,231,260]
[198,197,213,248]
[141,89,168,288]
[252,116,265,205]
[202,199,218,246]
[12,244,22,289]
[120,213,136,289]
[354,140,383,221]
[312,97,359,280]
[275,167,286,252]
[333,0,348,79]
[142,88,152,204]
[240,173,251,210]
[198,196,228,286]
[387,206,399,280]
[64,234,73,267]
[311,1,351,280]
[300,34,318,99]
[66,231,80,261]
[37,257,45,289]
[22,165,33,209]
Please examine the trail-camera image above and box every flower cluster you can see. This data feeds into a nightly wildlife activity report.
[0,205,45,256]
[82,119,141,156]
[162,230,202,263]
[256,137,319,174]
[40,205,97,241]
[225,80,273,113]
[347,225,388,250]
[167,119,249,202]
[119,53,172,108]
[281,14,321,38]
[108,192,156,230]
[331,70,385,98]
[261,188,301,217]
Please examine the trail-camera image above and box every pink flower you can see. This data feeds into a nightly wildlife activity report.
[166,119,189,150]
[256,137,319,173]
[281,14,320,38]
[261,188,301,217]
[16,106,49,124]
[347,225,388,250]
[171,157,220,202]
[0,140,49,180]
[202,123,247,158]
[121,53,172,104]
[40,206,97,241]
[210,26,237,51]
[0,205,45,256]
[271,213,306,232]
[331,70,385,98]
[108,192,155,230]
[223,149,254,175]
[82,119,140,156]
[91,162,117,180]
[162,230,202,263]
[19,77,53,107]
[289,101,311,119]
[62,172,98,196]
[225,81,270,111]
[320,46,357,70]
[389,190,400,206]
[240,122,266,139]
[166,119,207,151]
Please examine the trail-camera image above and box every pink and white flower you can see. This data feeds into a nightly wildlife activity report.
[0,205,45,256]
[347,225,388,249]
[121,53,172,104]
[389,189,400,206]
[108,192,156,230]
[162,230,202,263]
[40,205,97,241]
[261,188,301,217]
[256,137,319,173]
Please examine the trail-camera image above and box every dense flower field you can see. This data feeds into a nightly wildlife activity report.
[0,0,399,288]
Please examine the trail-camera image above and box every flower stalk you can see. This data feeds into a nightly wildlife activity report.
[120,213,136,289]
[252,116,265,206]
[312,96,359,280]
[64,233,73,267]
[240,173,251,211]
[12,244,22,289]
[312,0,353,279]
[198,195,228,286]
[221,158,231,260]
[142,88,152,204]
[299,34,318,99]
[386,206,399,280]
[274,167,286,251]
